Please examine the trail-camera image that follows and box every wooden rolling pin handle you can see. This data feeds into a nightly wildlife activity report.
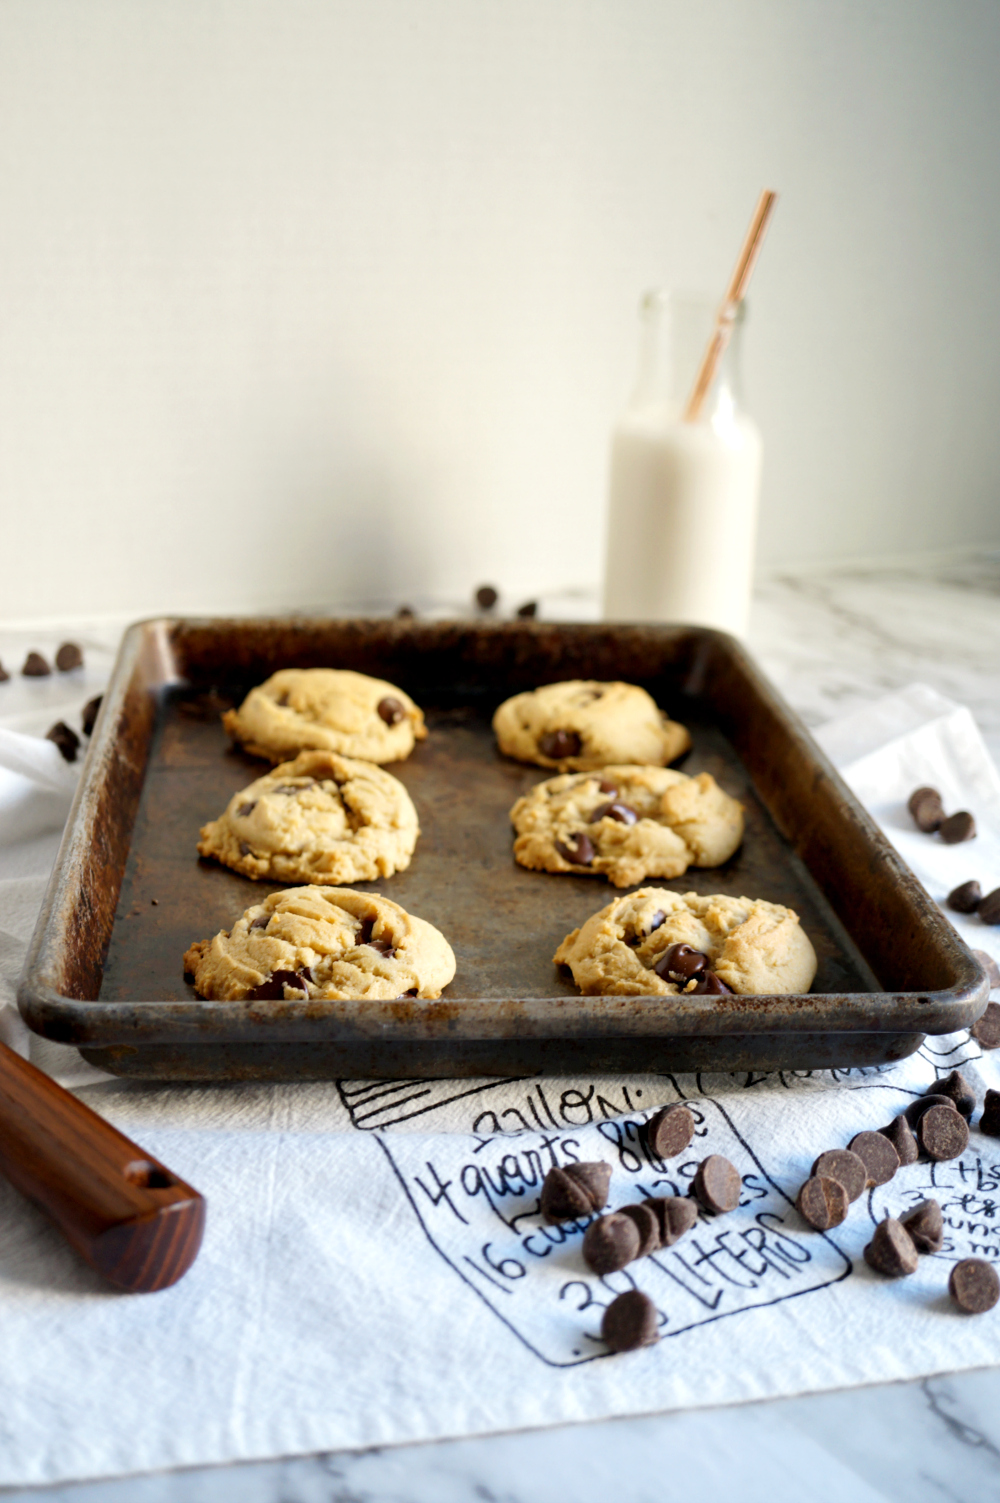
[0,1041,205,1293]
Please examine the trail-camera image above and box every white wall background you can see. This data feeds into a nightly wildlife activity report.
[1,0,999,622]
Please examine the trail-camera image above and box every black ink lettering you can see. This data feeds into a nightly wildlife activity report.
[416,1160,468,1224]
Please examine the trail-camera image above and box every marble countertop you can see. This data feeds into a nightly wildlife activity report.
[3,555,1000,1503]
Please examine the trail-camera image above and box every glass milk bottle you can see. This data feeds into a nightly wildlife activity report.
[602,290,763,637]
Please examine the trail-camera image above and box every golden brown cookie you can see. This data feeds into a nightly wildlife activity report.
[223,668,426,764]
[510,765,743,886]
[196,750,419,884]
[492,680,689,771]
[554,887,817,997]
[183,886,455,1002]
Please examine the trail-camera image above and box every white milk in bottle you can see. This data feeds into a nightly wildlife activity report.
[603,291,762,637]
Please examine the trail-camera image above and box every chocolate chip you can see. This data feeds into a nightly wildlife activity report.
[653,943,708,983]
[928,1070,975,1120]
[367,937,396,957]
[271,784,305,796]
[590,800,639,825]
[516,601,538,619]
[901,1198,944,1253]
[236,801,257,817]
[55,641,83,672]
[81,695,102,736]
[689,971,734,995]
[377,696,405,726]
[539,729,582,761]
[554,833,594,866]
[647,1103,695,1160]
[972,1000,1000,1049]
[582,1212,641,1274]
[249,914,270,930]
[619,1203,661,1257]
[475,584,499,610]
[979,889,1000,925]
[692,1154,741,1215]
[356,918,375,945]
[396,604,415,618]
[562,1161,611,1212]
[947,880,982,914]
[903,1093,954,1126]
[980,1089,1000,1137]
[245,968,312,1001]
[864,1217,919,1277]
[645,910,666,935]
[643,1195,698,1246]
[878,1115,920,1166]
[22,651,51,677]
[239,841,253,857]
[918,1103,969,1161]
[848,1131,900,1186]
[973,951,1000,990]
[796,1175,849,1230]
[540,1167,593,1221]
[941,811,976,844]
[597,779,618,794]
[810,1149,867,1203]
[45,721,79,763]
[909,786,944,832]
[949,1258,1000,1313]
[601,1289,659,1353]
[0,660,8,682]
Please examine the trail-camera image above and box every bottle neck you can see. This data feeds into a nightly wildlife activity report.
[629,290,747,423]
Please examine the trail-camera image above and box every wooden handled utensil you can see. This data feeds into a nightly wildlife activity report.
[0,1040,205,1292]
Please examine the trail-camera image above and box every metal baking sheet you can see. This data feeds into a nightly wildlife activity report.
[18,617,988,1078]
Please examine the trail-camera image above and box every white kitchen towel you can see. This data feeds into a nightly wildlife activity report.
[1,682,1000,1487]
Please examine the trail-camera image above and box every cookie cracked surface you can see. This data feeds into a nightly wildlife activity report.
[223,668,426,764]
[554,887,817,997]
[510,765,743,886]
[492,680,690,771]
[183,886,456,1002]
[197,750,419,884]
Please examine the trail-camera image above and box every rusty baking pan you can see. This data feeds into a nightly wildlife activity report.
[18,617,988,1080]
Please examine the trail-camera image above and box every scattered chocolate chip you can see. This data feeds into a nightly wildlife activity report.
[653,943,708,983]
[903,1094,954,1126]
[643,1195,698,1246]
[377,696,405,726]
[564,1161,612,1212]
[540,1167,592,1221]
[45,721,80,763]
[0,660,8,682]
[908,786,944,832]
[973,951,1000,990]
[918,1103,969,1161]
[619,1203,661,1257]
[55,642,83,672]
[947,880,983,914]
[554,833,595,866]
[396,605,415,618]
[979,889,1000,926]
[582,1212,641,1274]
[81,695,102,736]
[245,968,312,1001]
[150,898,158,906]
[236,801,257,817]
[692,1154,741,1215]
[796,1175,849,1230]
[864,1217,919,1277]
[811,1149,867,1203]
[979,1090,1000,1137]
[929,1070,975,1120]
[647,1103,695,1160]
[972,1000,1000,1048]
[250,914,270,930]
[22,651,51,677]
[590,800,639,826]
[941,811,976,844]
[475,585,498,610]
[949,1258,1000,1313]
[516,601,538,619]
[539,729,582,761]
[848,1131,900,1186]
[690,971,734,995]
[601,1289,659,1353]
[878,1115,920,1166]
[901,1198,944,1254]
[597,779,618,795]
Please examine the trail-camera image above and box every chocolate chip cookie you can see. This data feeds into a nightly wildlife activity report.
[223,669,426,764]
[183,886,456,1002]
[492,680,690,771]
[510,765,743,886]
[196,750,419,884]
[554,887,817,997]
